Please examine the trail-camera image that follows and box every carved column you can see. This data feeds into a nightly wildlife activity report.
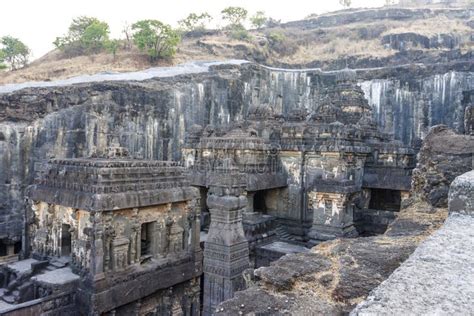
[245,191,255,213]
[203,184,249,315]
[91,212,105,279]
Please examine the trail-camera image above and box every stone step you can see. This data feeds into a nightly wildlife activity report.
[2,295,16,304]
[49,260,67,268]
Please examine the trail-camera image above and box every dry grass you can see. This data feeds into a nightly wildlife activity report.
[381,16,472,37]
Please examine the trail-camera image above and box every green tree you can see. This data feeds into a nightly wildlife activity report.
[339,0,352,8]
[105,39,120,59]
[54,16,110,55]
[132,19,181,62]
[81,21,110,53]
[178,12,213,32]
[385,0,396,4]
[221,7,248,28]
[250,11,267,29]
[0,36,31,70]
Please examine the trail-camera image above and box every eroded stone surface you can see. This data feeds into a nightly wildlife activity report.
[352,213,474,316]
[217,202,448,315]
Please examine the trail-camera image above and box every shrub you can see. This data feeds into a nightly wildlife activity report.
[54,16,110,56]
[132,19,181,62]
[230,26,253,41]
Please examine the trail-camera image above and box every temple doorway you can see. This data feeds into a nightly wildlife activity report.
[61,224,72,256]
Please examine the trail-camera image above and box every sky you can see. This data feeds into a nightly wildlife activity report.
[0,0,385,60]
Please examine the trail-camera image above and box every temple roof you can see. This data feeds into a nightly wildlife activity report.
[27,158,197,211]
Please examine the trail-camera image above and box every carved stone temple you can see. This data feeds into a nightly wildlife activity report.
[0,72,416,315]
[0,149,202,315]
[184,71,415,314]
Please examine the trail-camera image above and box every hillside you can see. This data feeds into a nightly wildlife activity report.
[0,5,472,85]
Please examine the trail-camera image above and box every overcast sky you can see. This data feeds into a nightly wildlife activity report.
[1,0,385,60]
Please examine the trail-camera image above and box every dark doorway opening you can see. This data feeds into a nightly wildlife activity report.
[369,189,401,212]
[141,222,153,257]
[14,242,21,254]
[254,191,267,213]
[0,241,7,257]
[61,224,72,256]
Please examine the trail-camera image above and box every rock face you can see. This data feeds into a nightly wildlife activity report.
[351,170,474,316]
[411,125,474,207]
[0,61,473,253]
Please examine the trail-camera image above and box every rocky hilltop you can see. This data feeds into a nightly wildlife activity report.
[0,5,472,84]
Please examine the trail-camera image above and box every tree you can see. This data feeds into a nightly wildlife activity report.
[54,16,110,55]
[250,11,267,29]
[81,21,110,53]
[0,36,31,70]
[339,0,352,8]
[122,22,133,50]
[178,12,213,32]
[132,19,181,62]
[385,0,397,4]
[105,39,120,59]
[221,7,248,28]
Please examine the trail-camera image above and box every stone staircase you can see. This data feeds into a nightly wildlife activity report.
[275,224,298,243]
[0,257,70,305]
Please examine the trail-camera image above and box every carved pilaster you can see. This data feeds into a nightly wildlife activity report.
[91,212,105,279]
[203,186,249,315]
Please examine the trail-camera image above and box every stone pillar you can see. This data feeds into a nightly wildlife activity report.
[245,191,255,213]
[91,212,105,280]
[203,186,249,315]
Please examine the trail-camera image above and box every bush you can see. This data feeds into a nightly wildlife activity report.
[230,26,252,41]
[54,16,110,56]
[132,19,181,62]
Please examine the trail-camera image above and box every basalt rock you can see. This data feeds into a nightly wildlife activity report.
[411,125,474,207]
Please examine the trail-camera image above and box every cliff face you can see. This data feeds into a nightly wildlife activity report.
[0,62,473,244]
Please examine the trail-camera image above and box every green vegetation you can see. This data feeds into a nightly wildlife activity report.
[178,12,213,32]
[339,0,352,8]
[0,36,31,70]
[250,11,268,29]
[105,39,120,59]
[132,19,180,61]
[266,31,298,56]
[54,16,111,56]
[229,26,252,41]
[221,6,248,29]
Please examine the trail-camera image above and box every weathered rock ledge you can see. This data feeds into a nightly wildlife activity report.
[352,170,474,315]
[216,201,448,315]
